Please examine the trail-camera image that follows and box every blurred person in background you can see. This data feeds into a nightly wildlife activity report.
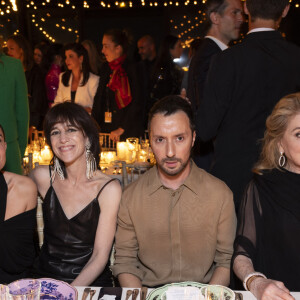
[82,39,103,76]
[92,29,143,141]
[150,35,184,106]
[44,43,63,107]
[0,42,29,174]
[7,35,48,130]
[54,43,99,113]
[137,34,157,130]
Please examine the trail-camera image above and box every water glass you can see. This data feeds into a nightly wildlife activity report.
[8,279,41,300]
[0,285,9,300]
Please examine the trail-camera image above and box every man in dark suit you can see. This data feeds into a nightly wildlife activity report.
[137,35,157,131]
[187,0,243,171]
[197,0,300,211]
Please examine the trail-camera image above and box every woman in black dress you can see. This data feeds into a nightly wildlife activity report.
[30,102,121,286]
[92,29,143,141]
[0,124,37,283]
[233,93,300,300]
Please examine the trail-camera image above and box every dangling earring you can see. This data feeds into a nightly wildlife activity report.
[278,151,286,168]
[52,156,65,181]
[86,141,97,179]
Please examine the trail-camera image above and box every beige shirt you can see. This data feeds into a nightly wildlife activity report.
[112,161,236,287]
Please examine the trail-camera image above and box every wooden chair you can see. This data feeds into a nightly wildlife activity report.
[99,133,116,151]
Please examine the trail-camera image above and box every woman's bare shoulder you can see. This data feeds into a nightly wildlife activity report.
[29,165,50,184]
[4,171,37,209]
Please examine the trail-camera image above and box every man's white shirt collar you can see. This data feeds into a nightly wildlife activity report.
[248,28,275,34]
[205,36,228,51]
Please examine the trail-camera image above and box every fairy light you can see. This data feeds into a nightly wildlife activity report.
[9,0,17,11]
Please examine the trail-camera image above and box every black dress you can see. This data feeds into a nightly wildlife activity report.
[32,172,115,286]
[0,172,36,284]
[233,168,300,291]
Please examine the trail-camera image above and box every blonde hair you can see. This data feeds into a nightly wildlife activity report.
[254,93,300,174]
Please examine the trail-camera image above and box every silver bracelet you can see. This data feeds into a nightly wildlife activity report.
[243,272,267,291]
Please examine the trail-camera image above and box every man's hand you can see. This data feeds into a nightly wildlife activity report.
[250,277,294,300]
[109,128,124,142]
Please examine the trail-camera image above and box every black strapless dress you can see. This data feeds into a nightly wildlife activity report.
[32,170,115,286]
[0,172,36,284]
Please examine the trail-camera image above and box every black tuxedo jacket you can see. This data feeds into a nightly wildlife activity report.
[197,31,300,209]
[187,38,222,111]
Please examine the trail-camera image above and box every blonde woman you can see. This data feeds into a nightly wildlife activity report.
[233,93,300,300]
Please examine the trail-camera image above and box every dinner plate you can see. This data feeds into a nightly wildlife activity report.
[38,278,78,300]
[146,281,206,300]
[146,282,235,300]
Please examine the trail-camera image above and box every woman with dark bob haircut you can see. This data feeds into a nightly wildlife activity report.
[233,93,300,299]
[54,43,99,113]
[30,102,121,286]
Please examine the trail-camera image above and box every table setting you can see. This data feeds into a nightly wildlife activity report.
[1,278,300,300]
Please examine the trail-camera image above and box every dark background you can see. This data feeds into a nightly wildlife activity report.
[0,0,300,53]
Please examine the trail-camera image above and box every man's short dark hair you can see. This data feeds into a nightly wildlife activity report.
[148,95,195,132]
[205,0,229,31]
[246,0,289,21]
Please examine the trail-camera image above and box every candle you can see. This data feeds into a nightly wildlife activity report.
[40,145,52,164]
[117,142,130,161]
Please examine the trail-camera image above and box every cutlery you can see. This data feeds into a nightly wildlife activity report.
[81,288,91,300]
[141,287,148,300]
[89,289,96,300]
[125,289,133,300]
[131,289,139,300]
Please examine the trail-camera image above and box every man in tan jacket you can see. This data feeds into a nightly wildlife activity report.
[112,95,236,288]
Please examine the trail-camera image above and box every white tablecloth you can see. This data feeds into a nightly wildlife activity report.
[75,286,300,300]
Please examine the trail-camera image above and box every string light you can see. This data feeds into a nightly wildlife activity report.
[0,0,299,46]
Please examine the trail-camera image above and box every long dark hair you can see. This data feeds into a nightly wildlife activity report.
[7,34,33,71]
[155,35,179,68]
[44,102,100,178]
[104,28,131,55]
[62,43,90,87]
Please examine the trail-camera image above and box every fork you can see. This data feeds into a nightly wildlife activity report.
[125,289,133,300]
[81,288,91,300]
[89,289,96,300]
[131,289,139,300]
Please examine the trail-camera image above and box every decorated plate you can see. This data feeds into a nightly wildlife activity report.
[38,278,78,300]
[146,282,235,300]
[146,282,206,300]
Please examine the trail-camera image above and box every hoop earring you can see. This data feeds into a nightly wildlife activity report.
[278,151,286,168]
[86,141,97,179]
[52,156,65,181]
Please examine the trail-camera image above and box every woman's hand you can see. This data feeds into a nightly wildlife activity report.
[250,277,294,300]
[109,128,124,141]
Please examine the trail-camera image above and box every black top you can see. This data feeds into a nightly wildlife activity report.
[187,38,221,111]
[33,172,116,286]
[197,31,300,210]
[0,172,36,284]
[25,64,49,130]
[92,60,143,140]
[150,59,183,103]
[233,168,300,291]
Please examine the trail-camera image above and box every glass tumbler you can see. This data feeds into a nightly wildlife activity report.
[8,279,41,300]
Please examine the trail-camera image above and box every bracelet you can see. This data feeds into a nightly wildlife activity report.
[243,272,267,291]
